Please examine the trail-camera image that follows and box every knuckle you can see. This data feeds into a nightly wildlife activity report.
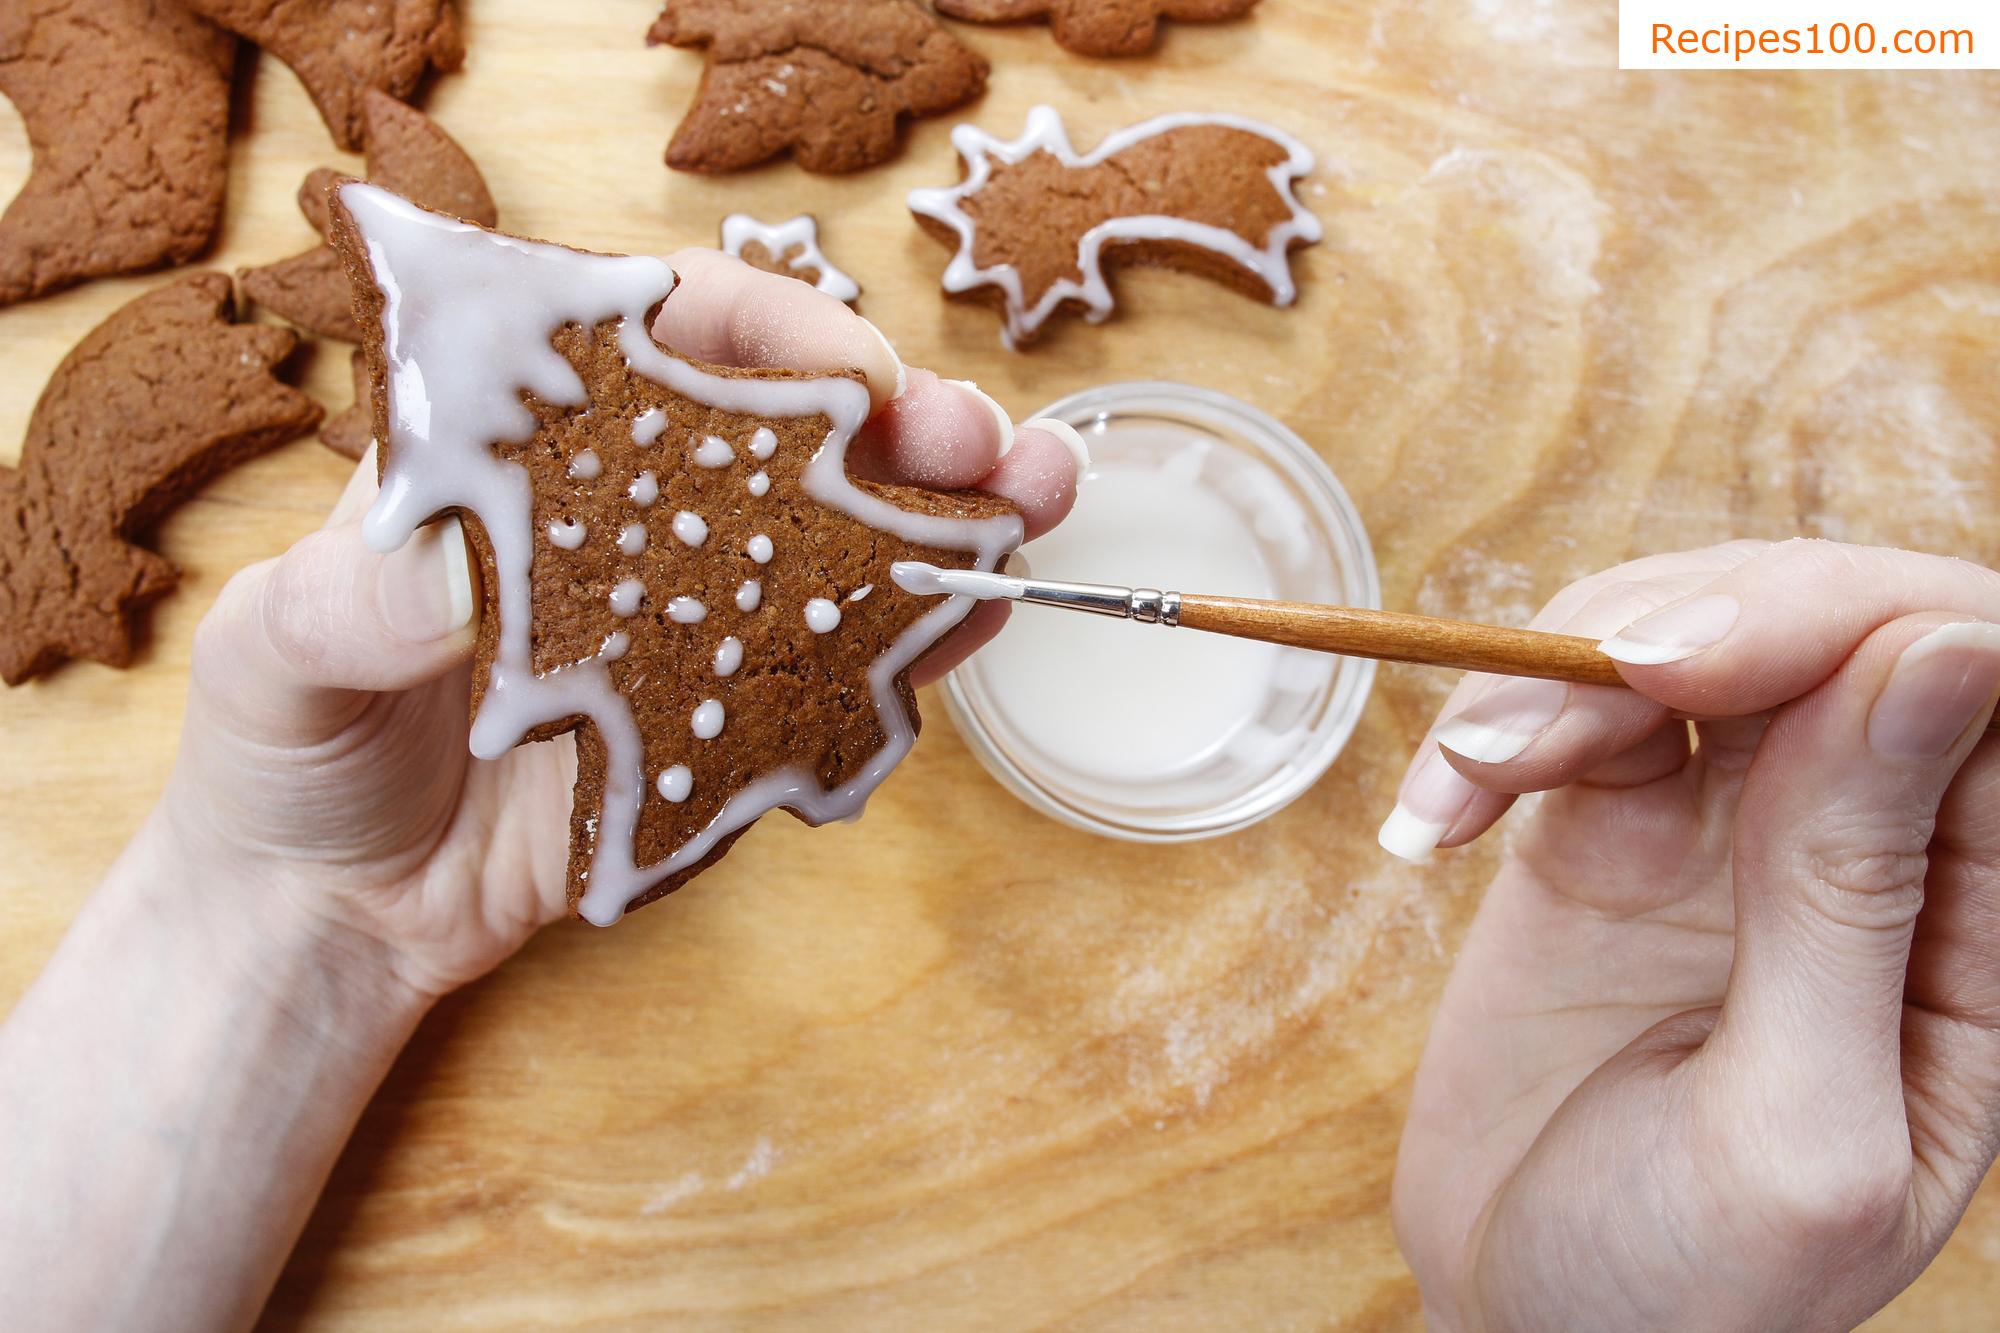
[1750,1155,1911,1251]
[1796,832,1932,931]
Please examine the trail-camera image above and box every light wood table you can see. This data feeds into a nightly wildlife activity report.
[3,2,1998,1326]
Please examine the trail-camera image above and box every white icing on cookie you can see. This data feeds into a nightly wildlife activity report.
[694,436,734,468]
[714,636,743,677]
[601,630,631,661]
[747,471,770,497]
[344,183,1021,927]
[618,522,647,555]
[667,596,707,624]
[568,448,602,480]
[609,579,645,617]
[735,580,761,612]
[805,598,842,633]
[906,105,1323,348]
[691,699,725,739]
[719,215,861,304]
[747,534,773,564]
[632,408,668,445]
[656,765,692,802]
[548,519,586,549]
[672,511,709,548]
[629,471,659,506]
[848,584,874,602]
[749,427,778,461]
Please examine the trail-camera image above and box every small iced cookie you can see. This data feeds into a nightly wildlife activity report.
[719,214,861,305]
[177,0,463,150]
[0,0,235,307]
[647,0,988,174]
[328,184,1023,924]
[0,274,323,685]
[934,0,1261,57]
[908,105,1321,348]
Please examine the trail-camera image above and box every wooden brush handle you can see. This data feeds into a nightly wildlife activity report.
[1176,596,1627,687]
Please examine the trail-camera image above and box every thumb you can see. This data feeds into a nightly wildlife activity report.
[192,515,478,740]
[1712,614,2000,1138]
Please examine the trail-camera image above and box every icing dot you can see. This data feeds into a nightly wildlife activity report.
[746,533,773,564]
[749,427,778,460]
[691,699,725,740]
[672,511,709,548]
[847,584,874,602]
[735,579,761,612]
[609,579,645,617]
[694,436,734,468]
[632,408,668,445]
[804,598,842,633]
[747,471,770,497]
[628,471,659,506]
[600,630,631,661]
[714,636,743,677]
[547,519,586,549]
[618,522,647,555]
[667,596,707,624]
[568,448,602,480]
[656,765,692,802]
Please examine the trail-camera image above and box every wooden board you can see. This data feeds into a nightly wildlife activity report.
[3,1,1999,1326]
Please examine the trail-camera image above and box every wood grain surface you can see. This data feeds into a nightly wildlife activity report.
[4,1,2000,1327]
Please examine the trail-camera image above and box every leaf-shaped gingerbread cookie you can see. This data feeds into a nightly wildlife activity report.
[934,0,1260,56]
[0,0,235,307]
[0,274,323,685]
[328,184,1022,923]
[908,105,1322,348]
[178,0,464,150]
[647,0,988,174]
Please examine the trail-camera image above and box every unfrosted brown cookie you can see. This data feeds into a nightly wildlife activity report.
[328,183,1023,922]
[0,0,234,307]
[908,105,1322,347]
[934,0,1260,55]
[243,89,498,343]
[179,0,463,150]
[319,351,374,460]
[0,274,323,685]
[647,0,988,174]
[719,214,860,305]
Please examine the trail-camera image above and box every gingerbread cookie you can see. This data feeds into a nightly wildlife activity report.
[933,0,1260,56]
[0,0,234,307]
[328,184,1022,923]
[0,274,323,685]
[318,352,375,460]
[243,89,498,343]
[719,215,860,304]
[647,0,988,174]
[908,105,1321,348]
[179,0,463,150]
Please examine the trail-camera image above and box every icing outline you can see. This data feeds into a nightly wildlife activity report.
[341,184,1021,925]
[907,105,1323,348]
[719,214,862,305]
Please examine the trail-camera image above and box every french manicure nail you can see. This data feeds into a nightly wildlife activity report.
[947,379,1015,458]
[1024,417,1091,472]
[1867,622,2000,759]
[1598,594,1741,665]
[859,317,908,399]
[381,516,474,642]
[1434,678,1569,765]
[1377,748,1480,863]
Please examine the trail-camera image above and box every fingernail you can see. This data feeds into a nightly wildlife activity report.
[1377,748,1480,863]
[381,516,474,641]
[1867,622,2000,759]
[859,317,908,400]
[1434,678,1569,765]
[946,379,1015,458]
[1598,594,1740,665]
[1024,417,1091,472]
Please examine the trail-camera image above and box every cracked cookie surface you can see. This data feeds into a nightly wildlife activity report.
[933,0,1260,56]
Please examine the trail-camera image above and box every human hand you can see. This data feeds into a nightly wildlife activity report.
[160,252,1084,1001]
[1384,539,2000,1330]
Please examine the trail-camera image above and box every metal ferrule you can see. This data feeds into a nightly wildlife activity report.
[1014,578,1183,626]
